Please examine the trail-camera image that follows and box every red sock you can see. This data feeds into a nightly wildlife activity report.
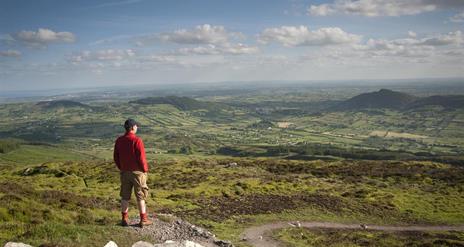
[140,213,146,220]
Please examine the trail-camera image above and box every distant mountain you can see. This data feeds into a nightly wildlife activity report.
[36,100,90,109]
[407,95,464,109]
[333,89,464,111]
[130,96,224,111]
[334,89,417,110]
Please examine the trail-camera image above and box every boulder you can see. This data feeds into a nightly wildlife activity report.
[132,241,155,247]
[4,243,33,247]
[183,241,204,247]
[214,240,233,247]
[104,241,118,247]
[225,162,238,168]
[153,240,204,247]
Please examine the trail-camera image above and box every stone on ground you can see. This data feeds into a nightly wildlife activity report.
[132,241,155,247]
[104,241,118,247]
[4,243,34,247]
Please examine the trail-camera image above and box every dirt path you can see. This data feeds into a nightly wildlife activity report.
[241,221,464,247]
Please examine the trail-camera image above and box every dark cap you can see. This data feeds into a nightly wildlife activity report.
[124,118,140,131]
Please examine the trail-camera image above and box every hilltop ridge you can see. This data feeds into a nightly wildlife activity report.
[334,89,464,111]
[36,100,90,109]
[334,89,417,110]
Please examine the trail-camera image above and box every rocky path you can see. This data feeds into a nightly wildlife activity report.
[241,221,464,247]
[126,214,232,247]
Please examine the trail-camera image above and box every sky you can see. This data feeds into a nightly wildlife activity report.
[0,0,464,91]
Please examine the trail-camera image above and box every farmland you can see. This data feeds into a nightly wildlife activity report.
[1,81,464,246]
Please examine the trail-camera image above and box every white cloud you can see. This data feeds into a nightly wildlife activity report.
[12,28,76,48]
[450,11,464,22]
[0,49,21,57]
[220,43,259,55]
[135,24,256,56]
[292,30,464,67]
[352,31,462,50]
[172,43,259,56]
[361,39,436,58]
[444,49,464,56]
[143,55,178,63]
[69,49,135,64]
[67,47,228,70]
[308,4,336,16]
[349,31,463,59]
[175,45,220,55]
[421,31,462,46]
[137,24,242,46]
[258,26,361,47]
[307,0,464,17]
[160,24,229,44]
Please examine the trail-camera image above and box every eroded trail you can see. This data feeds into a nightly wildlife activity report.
[241,221,464,247]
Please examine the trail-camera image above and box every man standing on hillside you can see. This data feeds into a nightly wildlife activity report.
[114,118,153,227]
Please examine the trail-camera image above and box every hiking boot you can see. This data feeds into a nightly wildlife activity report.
[121,212,129,227]
[139,213,153,228]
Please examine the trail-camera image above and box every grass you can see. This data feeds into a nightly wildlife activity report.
[0,160,137,247]
[1,222,153,247]
[0,144,88,165]
[274,228,464,247]
[0,157,463,246]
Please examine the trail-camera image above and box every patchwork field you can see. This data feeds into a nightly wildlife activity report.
[1,84,463,246]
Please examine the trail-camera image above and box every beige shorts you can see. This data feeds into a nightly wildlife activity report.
[120,171,149,201]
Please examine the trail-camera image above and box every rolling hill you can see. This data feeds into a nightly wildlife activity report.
[334,89,464,111]
[334,89,417,110]
[36,100,90,109]
[407,95,464,109]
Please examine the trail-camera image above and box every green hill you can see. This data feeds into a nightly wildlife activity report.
[407,95,464,109]
[36,100,90,109]
[335,89,464,111]
[335,89,417,110]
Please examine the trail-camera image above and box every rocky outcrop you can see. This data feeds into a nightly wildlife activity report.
[135,240,204,247]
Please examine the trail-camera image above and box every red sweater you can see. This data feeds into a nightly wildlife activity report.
[114,132,149,172]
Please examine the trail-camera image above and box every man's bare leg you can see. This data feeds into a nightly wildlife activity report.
[136,199,146,214]
[137,199,152,227]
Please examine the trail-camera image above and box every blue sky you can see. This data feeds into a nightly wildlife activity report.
[1,0,463,90]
